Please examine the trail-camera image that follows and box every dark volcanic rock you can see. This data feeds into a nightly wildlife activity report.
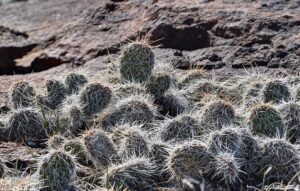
[149,23,211,50]
[229,46,275,68]
[0,26,36,74]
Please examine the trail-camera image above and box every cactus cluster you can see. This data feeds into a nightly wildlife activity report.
[2,42,300,190]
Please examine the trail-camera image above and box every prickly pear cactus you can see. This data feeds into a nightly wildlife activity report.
[119,43,155,82]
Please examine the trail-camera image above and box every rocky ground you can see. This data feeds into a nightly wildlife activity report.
[0,0,300,190]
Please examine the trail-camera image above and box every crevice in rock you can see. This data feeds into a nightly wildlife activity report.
[93,46,120,57]
[0,44,37,75]
[149,23,211,51]
[0,49,66,75]
[0,105,9,114]
[110,0,126,2]
[105,2,117,12]
[231,61,269,69]
[30,54,65,73]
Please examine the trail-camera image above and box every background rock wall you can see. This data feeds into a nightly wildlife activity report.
[0,0,299,106]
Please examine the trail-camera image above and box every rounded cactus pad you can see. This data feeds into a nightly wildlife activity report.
[279,102,300,143]
[263,80,290,104]
[118,126,149,158]
[211,152,243,185]
[149,141,170,167]
[63,139,90,166]
[7,108,47,142]
[187,80,222,101]
[207,127,242,154]
[236,128,260,176]
[102,157,157,190]
[168,141,214,180]
[79,83,112,117]
[38,150,76,191]
[149,142,171,182]
[247,104,285,137]
[156,90,190,117]
[218,79,249,105]
[45,80,67,109]
[102,95,156,128]
[160,114,202,143]
[178,69,206,87]
[243,80,264,109]
[66,106,85,135]
[119,43,155,82]
[259,139,300,184]
[200,100,235,130]
[146,73,171,97]
[65,73,88,94]
[208,127,259,178]
[83,129,117,169]
[10,81,36,109]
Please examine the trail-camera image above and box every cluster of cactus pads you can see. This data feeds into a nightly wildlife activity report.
[1,41,300,191]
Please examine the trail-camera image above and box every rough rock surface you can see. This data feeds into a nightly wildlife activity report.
[0,0,299,166]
